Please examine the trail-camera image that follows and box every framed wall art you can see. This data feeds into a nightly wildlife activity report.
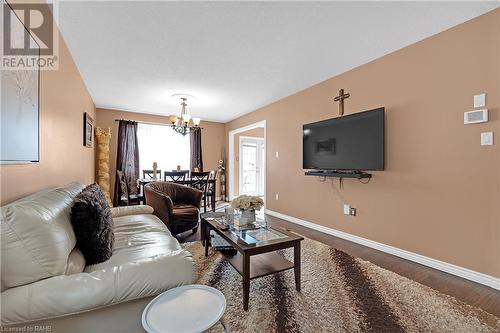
[0,4,40,164]
[83,112,94,148]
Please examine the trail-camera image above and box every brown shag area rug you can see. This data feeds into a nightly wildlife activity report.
[183,238,499,333]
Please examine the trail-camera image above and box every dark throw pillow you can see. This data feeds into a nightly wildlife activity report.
[70,183,114,265]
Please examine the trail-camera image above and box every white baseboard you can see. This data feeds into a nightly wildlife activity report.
[265,209,500,290]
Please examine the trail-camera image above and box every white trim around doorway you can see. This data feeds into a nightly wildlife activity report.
[228,120,266,201]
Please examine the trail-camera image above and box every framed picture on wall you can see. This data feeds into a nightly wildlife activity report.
[0,4,40,164]
[83,112,94,147]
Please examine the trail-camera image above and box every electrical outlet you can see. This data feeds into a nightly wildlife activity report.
[350,207,357,216]
[275,151,279,158]
[343,204,350,215]
[275,193,279,201]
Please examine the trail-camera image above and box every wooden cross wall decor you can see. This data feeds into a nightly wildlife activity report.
[333,89,350,116]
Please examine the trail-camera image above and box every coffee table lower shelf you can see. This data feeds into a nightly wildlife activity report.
[224,252,295,280]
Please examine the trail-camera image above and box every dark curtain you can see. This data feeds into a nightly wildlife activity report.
[114,120,140,206]
[190,127,203,171]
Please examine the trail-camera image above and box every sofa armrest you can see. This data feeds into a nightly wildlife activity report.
[144,186,174,227]
[110,205,154,218]
[144,182,202,208]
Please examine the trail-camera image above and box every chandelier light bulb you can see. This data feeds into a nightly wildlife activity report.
[182,113,192,124]
[169,115,178,125]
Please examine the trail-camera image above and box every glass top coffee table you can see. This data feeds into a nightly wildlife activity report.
[201,212,304,311]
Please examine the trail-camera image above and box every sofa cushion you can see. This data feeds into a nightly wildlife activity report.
[85,213,187,271]
[110,205,154,218]
[1,183,84,290]
[172,205,200,226]
[71,184,114,265]
[0,213,194,325]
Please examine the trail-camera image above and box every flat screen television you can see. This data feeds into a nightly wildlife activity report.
[303,107,384,171]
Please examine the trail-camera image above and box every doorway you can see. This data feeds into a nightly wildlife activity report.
[239,136,265,196]
[228,120,266,201]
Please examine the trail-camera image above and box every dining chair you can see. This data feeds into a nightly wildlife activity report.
[172,169,190,177]
[164,171,188,183]
[190,171,211,212]
[116,170,143,206]
[206,170,217,212]
[142,169,162,180]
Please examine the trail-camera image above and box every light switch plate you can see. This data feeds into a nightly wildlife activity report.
[343,204,350,215]
[474,93,486,108]
[275,151,279,158]
[481,132,493,146]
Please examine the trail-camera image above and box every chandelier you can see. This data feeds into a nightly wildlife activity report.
[169,97,201,136]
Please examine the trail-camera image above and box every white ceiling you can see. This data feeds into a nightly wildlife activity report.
[57,1,499,123]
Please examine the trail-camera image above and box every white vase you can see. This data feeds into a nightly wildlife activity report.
[240,209,256,224]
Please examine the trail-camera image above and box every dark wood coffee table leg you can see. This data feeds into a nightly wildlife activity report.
[200,219,205,246]
[204,224,210,257]
[242,253,250,310]
[294,242,301,291]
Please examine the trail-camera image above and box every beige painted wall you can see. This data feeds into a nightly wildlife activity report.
[0,13,96,205]
[95,108,226,201]
[233,127,264,196]
[226,10,500,277]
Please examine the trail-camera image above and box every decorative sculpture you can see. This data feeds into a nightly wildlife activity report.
[333,89,350,116]
[152,161,158,180]
[95,127,113,206]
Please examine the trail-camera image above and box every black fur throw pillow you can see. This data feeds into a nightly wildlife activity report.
[70,183,114,265]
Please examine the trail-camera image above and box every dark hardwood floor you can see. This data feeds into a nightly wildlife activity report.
[178,209,500,317]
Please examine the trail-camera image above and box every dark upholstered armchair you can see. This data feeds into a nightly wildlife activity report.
[144,182,203,235]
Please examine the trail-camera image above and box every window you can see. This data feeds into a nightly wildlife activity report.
[137,123,190,177]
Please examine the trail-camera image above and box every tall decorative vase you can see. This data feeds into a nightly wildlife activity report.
[95,127,112,207]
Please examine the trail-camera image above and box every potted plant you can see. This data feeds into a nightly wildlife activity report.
[231,195,264,224]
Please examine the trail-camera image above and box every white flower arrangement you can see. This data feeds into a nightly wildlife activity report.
[231,195,264,211]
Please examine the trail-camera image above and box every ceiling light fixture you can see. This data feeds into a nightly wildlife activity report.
[169,96,201,136]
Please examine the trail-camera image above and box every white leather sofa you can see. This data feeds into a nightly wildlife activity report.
[1,183,195,332]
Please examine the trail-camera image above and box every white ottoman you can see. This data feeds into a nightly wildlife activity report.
[142,285,229,333]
